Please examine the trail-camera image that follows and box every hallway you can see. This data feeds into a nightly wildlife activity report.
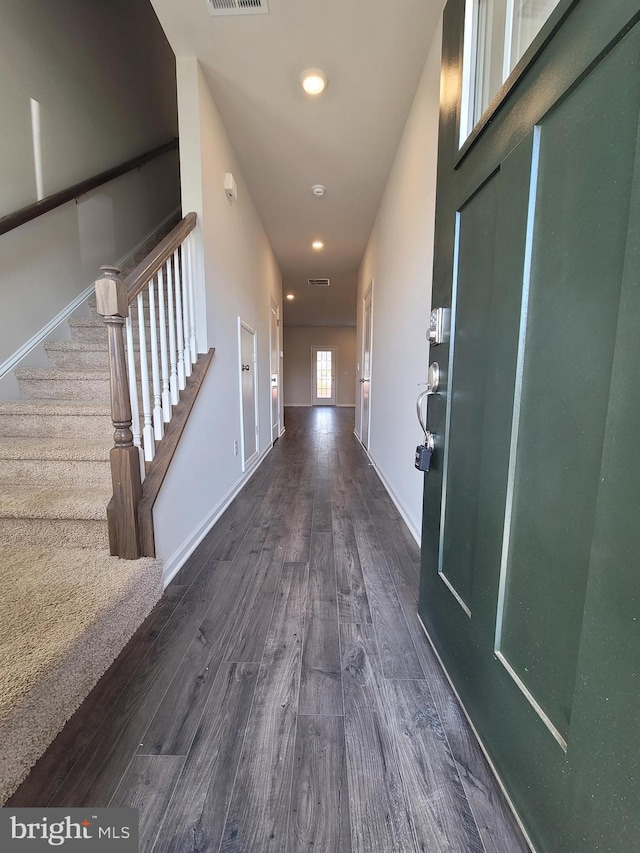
[10,407,527,852]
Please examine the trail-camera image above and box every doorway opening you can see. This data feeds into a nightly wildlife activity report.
[360,282,373,448]
[238,318,259,471]
[269,299,281,442]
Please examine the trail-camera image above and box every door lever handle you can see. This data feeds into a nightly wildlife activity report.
[417,390,430,435]
[416,363,440,436]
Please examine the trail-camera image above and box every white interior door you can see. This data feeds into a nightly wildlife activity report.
[311,346,336,406]
[239,319,258,470]
[270,299,280,442]
[360,284,373,448]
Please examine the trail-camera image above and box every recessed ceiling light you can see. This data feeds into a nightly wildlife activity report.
[286,293,295,300]
[312,240,324,250]
[300,68,328,96]
[311,184,326,197]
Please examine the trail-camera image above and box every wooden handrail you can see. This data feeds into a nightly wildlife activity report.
[96,212,200,558]
[124,212,197,303]
[0,138,178,237]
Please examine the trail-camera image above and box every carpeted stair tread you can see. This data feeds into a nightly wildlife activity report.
[15,368,109,381]
[0,484,112,520]
[0,399,110,416]
[0,546,161,706]
[0,545,163,802]
[44,342,113,370]
[0,437,111,462]
[67,316,105,327]
[69,315,159,327]
[44,341,109,353]
[0,400,112,440]
[45,341,138,352]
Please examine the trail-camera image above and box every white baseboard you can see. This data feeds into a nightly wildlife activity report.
[352,431,421,545]
[371,460,421,545]
[0,206,182,382]
[161,443,272,587]
[417,615,536,853]
[337,403,356,408]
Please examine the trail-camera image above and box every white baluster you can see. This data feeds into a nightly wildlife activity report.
[125,313,145,482]
[148,278,164,441]
[137,291,155,461]
[187,233,197,364]
[180,243,192,378]
[166,252,179,405]
[157,264,171,421]
[174,248,186,390]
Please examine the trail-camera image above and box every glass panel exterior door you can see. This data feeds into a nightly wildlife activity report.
[312,347,336,406]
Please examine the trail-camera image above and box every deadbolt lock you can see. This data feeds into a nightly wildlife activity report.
[427,307,450,346]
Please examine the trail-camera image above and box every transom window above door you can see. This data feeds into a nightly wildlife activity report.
[460,0,562,144]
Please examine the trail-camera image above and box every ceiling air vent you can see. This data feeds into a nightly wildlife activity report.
[207,0,269,15]
[308,278,330,287]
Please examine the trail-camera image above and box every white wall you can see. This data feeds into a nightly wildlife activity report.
[0,0,177,216]
[153,59,283,581]
[0,0,179,372]
[355,21,442,542]
[283,326,356,407]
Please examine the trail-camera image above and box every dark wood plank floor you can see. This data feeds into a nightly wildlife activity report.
[10,406,529,852]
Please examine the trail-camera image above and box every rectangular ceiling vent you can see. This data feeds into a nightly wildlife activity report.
[308,278,330,287]
[207,0,269,15]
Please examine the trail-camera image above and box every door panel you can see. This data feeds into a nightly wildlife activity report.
[240,321,257,468]
[439,170,501,614]
[420,1,640,849]
[566,132,640,848]
[270,301,280,442]
[361,286,373,447]
[496,34,639,744]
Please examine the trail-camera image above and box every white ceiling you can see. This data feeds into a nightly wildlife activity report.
[150,0,444,325]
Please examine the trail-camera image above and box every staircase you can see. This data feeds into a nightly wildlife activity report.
[0,226,177,804]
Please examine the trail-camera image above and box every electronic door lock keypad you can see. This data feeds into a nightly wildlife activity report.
[428,307,450,346]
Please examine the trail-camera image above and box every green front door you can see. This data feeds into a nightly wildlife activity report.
[419,1,640,850]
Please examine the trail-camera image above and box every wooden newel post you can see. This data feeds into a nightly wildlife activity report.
[95,265,142,559]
